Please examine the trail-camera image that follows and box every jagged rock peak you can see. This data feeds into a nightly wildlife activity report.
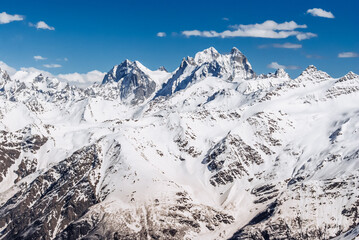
[296,65,331,81]
[339,71,359,82]
[303,65,318,72]
[34,74,46,83]
[0,67,11,82]
[230,47,243,55]
[155,47,256,98]
[257,68,289,79]
[157,66,168,72]
[101,59,156,104]
[102,59,137,84]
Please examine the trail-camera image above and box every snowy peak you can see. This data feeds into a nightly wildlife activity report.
[156,47,256,97]
[194,47,220,64]
[230,47,241,55]
[338,71,359,82]
[274,68,290,78]
[257,68,290,79]
[303,65,318,73]
[228,48,255,79]
[296,65,331,82]
[102,59,134,84]
[101,59,157,104]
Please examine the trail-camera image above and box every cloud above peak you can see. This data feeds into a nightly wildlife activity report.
[268,62,300,70]
[30,21,55,30]
[0,12,24,24]
[182,20,317,41]
[307,8,334,18]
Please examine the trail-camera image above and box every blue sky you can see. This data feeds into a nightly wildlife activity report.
[0,0,358,79]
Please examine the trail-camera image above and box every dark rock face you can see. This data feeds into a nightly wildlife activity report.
[102,60,156,104]
[0,129,47,183]
[0,144,102,240]
[158,66,168,72]
[203,133,263,186]
[229,47,255,79]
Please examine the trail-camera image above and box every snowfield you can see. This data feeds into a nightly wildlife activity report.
[0,47,358,239]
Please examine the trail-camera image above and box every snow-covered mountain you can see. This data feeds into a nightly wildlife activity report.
[0,47,358,240]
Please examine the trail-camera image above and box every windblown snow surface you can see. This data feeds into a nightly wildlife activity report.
[0,47,358,240]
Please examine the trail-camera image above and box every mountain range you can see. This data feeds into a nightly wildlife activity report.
[0,47,358,240]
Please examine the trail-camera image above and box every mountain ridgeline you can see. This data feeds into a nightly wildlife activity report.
[0,47,359,240]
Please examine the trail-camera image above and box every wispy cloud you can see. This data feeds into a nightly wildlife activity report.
[156,32,166,37]
[43,64,62,68]
[306,54,322,59]
[259,42,302,49]
[268,62,300,70]
[222,17,229,21]
[34,55,47,61]
[307,8,334,18]
[0,12,24,24]
[56,57,68,61]
[296,32,317,40]
[182,20,317,41]
[30,21,55,30]
[338,52,358,58]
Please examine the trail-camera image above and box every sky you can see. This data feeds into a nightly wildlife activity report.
[0,0,358,84]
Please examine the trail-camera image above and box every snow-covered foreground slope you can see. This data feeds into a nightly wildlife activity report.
[0,48,359,240]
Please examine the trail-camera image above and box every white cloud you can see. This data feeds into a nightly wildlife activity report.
[43,64,62,68]
[0,12,24,24]
[56,57,68,61]
[57,70,105,87]
[307,8,334,18]
[182,20,316,40]
[306,54,322,59]
[268,62,286,69]
[12,67,54,83]
[273,43,302,49]
[296,32,317,41]
[267,62,299,70]
[222,17,229,21]
[338,52,359,58]
[182,30,202,37]
[157,32,166,37]
[34,55,47,61]
[31,21,55,30]
[259,42,302,49]
[0,61,17,76]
